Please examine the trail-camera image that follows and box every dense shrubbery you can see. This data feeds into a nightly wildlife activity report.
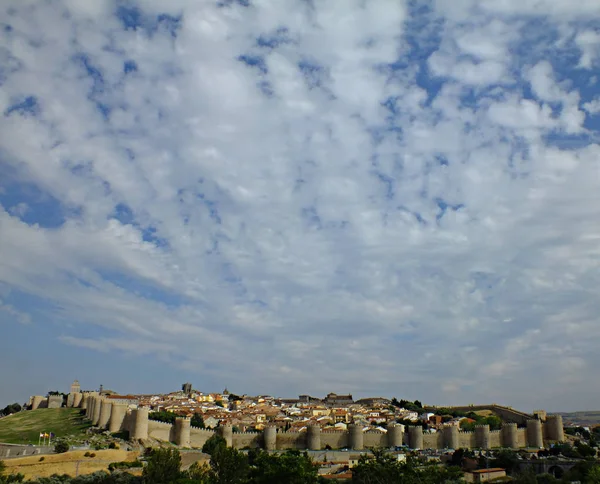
[390,398,422,412]
[54,440,69,454]
[148,411,176,425]
[351,449,463,484]
[459,414,503,431]
[190,414,205,429]
[538,441,597,459]
[107,461,142,472]
[148,411,205,429]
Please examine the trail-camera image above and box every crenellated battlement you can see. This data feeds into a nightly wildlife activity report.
[148,420,174,427]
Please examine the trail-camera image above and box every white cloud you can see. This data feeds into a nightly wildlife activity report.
[0,298,32,325]
[8,202,28,217]
[0,0,599,410]
[583,99,600,114]
[575,30,600,69]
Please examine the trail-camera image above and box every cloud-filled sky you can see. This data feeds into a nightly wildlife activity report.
[1,0,600,412]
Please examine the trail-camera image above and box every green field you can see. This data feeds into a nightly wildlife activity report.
[0,409,91,444]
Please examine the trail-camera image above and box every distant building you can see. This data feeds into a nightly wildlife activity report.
[70,380,81,394]
[355,397,391,406]
[106,395,139,406]
[182,382,192,394]
[464,468,506,483]
[323,393,353,406]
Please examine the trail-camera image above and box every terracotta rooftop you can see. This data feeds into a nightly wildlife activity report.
[471,468,506,474]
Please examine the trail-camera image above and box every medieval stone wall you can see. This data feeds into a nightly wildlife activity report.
[320,430,349,449]
[27,393,566,453]
[363,430,387,448]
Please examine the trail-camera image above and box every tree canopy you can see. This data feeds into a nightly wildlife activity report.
[351,449,463,484]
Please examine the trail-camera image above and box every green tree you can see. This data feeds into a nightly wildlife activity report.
[587,465,600,484]
[352,450,462,484]
[535,473,558,484]
[54,440,70,454]
[1,404,21,416]
[191,413,205,429]
[492,449,520,474]
[575,440,597,458]
[202,434,227,456]
[560,460,595,483]
[148,411,177,424]
[184,462,211,483]
[249,450,320,484]
[142,447,182,484]
[209,446,248,484]
[511,468,537,484]
[450,448,475,467]
[351,450,410,484]
[390,399,423,413]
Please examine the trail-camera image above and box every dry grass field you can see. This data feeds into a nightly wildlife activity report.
[3,449,140,479]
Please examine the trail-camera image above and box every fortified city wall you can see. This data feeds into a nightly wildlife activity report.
[31,392,566,452]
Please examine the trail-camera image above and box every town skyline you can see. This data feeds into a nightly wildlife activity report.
[2,379,594,415]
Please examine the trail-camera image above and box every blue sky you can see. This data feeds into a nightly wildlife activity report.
[1,0,600,412]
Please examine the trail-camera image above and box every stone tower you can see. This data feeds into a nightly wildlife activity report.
[545,415,564,442]
[70,380,81,394]
[348,424,364,450]
[92,396,102,425]
[307,425,321,450]
[98,399,112,429]
[109,403,128,433]
[175,417,191,447]
[527,419,543,448]
[131,407,149,441]
[387,422,404,448]
[475,425,490,449]
[502,423,518,449]
[263,425,277,451]
[218,424,233,447]
[443,425,459,449]
[408,426,423,449]
[31,396,45,410]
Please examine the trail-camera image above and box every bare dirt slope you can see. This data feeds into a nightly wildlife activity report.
[3,449,139,479]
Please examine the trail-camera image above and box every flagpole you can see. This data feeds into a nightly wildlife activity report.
[38,433,41,446]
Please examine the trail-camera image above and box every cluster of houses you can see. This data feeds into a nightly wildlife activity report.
[100,386,440,432]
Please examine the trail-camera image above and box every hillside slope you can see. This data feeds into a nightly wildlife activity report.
[0,409,91,444]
